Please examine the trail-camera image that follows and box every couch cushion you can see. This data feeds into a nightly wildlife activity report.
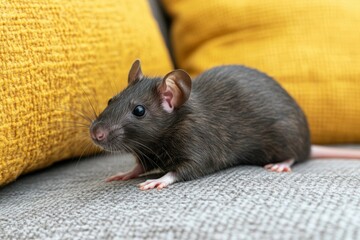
[1,153,360,238]
[0,0,172,185]
[162,0,360,144]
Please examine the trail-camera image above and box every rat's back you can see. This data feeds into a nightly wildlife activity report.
[186,65,311,168]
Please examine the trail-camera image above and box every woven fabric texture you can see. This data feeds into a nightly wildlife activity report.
[162,0,360,144]
[1,153,360,239]
[0,0,172,186]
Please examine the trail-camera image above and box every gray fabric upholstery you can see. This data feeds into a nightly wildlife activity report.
[1,153,360,239]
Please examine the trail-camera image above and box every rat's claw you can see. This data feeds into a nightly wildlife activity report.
[139,179,165,190]
[264,159,294,173]
[265,163,292,172]
[157,183,166,189]
[138,171,177,190]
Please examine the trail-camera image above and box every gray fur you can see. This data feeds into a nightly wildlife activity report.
[91,65,311,181]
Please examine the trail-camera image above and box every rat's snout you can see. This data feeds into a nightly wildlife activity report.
[90,123,109,142]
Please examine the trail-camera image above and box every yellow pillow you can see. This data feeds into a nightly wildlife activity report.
[0,0,172,186]
[162,0,360,144]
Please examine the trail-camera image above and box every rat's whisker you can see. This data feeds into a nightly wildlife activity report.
[110,136,165,173]
[98,64,119,98]
[75,139,96,169]
[79,85,99,119]
[56,118,90,129]
[162,146,175,166]
[56,121,90,127]
[128,139,163,161]
[123,144,147,174]
[53,106,94,123]
[131,145,165,173]
[109,137,148,173]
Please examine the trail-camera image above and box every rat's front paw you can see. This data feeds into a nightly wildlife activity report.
[138,171,177,190]
[264,159,294,173]
[106,163,144,182]
[106,172,138,182]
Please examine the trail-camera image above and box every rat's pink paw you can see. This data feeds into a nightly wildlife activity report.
[106,172,138,182]
[106,163,144,182]
[139,179,168,190]
[264,163,292,172]
[264,159,294,173]
[138,171,177,190]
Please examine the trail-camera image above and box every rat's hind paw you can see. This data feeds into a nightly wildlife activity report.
[264,159,294,173]
[139,171,177,190]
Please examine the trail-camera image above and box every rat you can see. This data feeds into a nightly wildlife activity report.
[90,60,360,190]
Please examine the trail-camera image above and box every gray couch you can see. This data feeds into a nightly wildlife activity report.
[1,1,360,239]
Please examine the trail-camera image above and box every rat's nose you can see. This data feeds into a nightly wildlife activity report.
[90,124,108,142]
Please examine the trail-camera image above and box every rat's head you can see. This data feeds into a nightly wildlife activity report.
[90,60,192,152]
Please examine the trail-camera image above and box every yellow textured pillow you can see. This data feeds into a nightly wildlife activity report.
[162,0,360,144]
[0,0,172,185]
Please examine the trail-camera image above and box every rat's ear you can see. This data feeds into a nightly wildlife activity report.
[128,59,144,84]
[159,69,192,113]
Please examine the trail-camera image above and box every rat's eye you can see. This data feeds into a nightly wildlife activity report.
[107,98,113,105]
[132,105,146,117]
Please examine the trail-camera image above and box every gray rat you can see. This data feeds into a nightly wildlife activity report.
[90,60,360,190]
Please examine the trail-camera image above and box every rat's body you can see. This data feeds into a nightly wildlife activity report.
[90,60,359,190]
[137,65,310,181]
